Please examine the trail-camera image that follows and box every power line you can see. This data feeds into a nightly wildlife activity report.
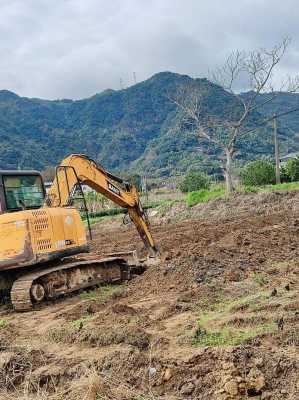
[241,106,299,137]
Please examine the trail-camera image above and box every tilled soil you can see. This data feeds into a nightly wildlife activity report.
[0,198,298,400]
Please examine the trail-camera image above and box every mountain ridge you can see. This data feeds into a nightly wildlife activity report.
[0,72,298,177]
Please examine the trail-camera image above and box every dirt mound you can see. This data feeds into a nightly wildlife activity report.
[149,189,299,225]
[1,200,298,399]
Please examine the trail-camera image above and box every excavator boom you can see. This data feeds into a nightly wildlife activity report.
[48,154,157,256]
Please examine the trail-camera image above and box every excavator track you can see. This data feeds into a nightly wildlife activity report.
[10,257,140,311]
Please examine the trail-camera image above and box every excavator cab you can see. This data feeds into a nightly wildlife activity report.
[0,171,45,214]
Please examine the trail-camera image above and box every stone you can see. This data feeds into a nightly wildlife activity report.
[222,375,232,384]
[246,368,265,392]
[254,357,263,367]
[224,380,239,396]
[163,368,173,382]
[0,352,14,369]
[261,392,272,400]
[148,367,157,377]
[222,361,235,370]
[180,382,195,395]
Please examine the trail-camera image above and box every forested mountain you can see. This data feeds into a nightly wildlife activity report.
[0,72,298,177]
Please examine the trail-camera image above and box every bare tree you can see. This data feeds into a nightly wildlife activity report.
[173,38,299,193]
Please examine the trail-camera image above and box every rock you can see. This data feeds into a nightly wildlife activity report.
[0,352,14,369]
[148,367,157,377]
[224,380,238,396]
[246,368,265,392]
[254,357,263,367]
[222,361,235,370]
[180,382,195,395]
[221,375,232,384]
[261,392,272,399]
[163,368,173,382]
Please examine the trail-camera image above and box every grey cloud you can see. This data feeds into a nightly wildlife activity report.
[0,0,298,99]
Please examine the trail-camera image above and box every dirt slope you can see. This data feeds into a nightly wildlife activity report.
[0,194,298,399]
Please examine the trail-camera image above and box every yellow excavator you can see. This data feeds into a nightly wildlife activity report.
[0,154,158,311]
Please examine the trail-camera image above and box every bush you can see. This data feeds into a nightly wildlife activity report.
[280,165,291,183]
[179,172,211,193]
[284,156,299,182]
[240,160,276,186]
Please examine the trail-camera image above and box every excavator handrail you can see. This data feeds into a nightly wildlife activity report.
[47,154,158,257]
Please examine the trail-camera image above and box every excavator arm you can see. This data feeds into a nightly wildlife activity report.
[47,154,158,257]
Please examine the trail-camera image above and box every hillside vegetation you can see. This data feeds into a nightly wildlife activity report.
[0,72,298,176]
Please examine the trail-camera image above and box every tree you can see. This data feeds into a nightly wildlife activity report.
[285,156,299,181]
[179,172,211,193]
[41,166,55,182]
[173,38,299,194]
[240,160,275,186]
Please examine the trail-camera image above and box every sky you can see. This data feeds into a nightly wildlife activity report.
[0,0,298,99]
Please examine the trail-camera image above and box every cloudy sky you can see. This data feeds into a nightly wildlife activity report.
[0,0,298,99]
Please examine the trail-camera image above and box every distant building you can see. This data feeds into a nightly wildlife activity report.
[280,152,298,163]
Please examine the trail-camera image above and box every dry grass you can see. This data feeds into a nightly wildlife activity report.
[46,324,151,350]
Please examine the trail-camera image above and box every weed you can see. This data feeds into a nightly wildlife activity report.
[270,260,292,271]
[47,326,75,343]
[0,319,8,329]
[80,291,97,300]
[70,316,92,330]
[252,272,267,287]
[80,285,124,303]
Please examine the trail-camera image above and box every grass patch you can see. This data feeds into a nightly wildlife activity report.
[193,292,276,347]
[193,324,274,346]
[80,284,124,303]
[187,187,226,207]
[187,180,299,207]
[0,319,8,329]
[262,181,299,192]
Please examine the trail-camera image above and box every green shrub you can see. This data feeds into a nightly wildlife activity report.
[179,172,211,193]
[280,164,291,183]
[284,156,299,182]
[240,160,275,186]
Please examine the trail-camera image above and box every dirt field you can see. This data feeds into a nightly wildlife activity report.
[0,192,298,399]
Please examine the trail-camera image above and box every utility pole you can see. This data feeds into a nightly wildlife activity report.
[133,72,137,84]
[142,175,148,203]
[273,113,281,184]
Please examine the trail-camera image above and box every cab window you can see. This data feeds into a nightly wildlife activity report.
[3,175,45,211]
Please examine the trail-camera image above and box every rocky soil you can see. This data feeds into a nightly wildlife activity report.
[0,191,298,399]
